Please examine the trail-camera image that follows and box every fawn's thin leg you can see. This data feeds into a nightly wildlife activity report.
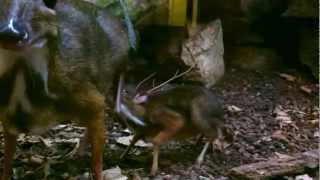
[151,130,180,176]
[2,131,17,180]
[196,142,210,166]
[149,108,184,176]
[151,144,160,176]
[120,134,141,159]
[86,98,106,180]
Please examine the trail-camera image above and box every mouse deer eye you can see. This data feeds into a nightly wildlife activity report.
[42,0,57,9]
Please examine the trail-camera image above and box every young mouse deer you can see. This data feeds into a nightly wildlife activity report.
[118,81,232,176]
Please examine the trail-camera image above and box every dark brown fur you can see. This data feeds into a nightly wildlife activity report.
[0,0,130,179]
[120,85,230,175]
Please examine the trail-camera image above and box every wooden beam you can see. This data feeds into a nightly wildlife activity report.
[192,0,198,27]
[168,0,187,26]
[229,150,319,180]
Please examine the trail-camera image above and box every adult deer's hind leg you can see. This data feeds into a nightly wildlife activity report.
[82,91,106,180]
[2,129,18,180]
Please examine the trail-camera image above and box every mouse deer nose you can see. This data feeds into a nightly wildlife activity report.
[0,19,28,42]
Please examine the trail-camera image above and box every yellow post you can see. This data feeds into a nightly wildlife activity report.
[192,0,198,27]
[168,0,187,26]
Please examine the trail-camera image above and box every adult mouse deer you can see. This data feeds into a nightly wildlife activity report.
[0,0,132,179]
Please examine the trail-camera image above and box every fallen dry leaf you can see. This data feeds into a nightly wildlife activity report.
[116,135,153,148]
[18,134,41,144]
[103,166,128,180]
[273,106,298,129]
[272,130,289,142]
[29,155,44,164]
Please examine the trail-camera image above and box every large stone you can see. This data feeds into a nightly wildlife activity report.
[225,46,282,71]
[298,26,319,78]
[240,0,289,21]
[283,0,318,18]
[222,17,265,45]
[181,20,225,87]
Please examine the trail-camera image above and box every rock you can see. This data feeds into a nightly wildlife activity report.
[181,19,225,87]
[240,0,289,21]
[222,16,267,45]
[297,26,318,79]
[225,46,281,71]
[284,0,318,18]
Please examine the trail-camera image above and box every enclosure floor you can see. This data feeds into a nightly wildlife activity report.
[0,68,318,179]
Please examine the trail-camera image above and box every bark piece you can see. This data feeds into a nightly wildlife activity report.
[229,150,319,180]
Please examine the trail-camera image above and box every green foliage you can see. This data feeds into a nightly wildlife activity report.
[96,0,117,8]
[96,0,131,18]
[96,0,167,22]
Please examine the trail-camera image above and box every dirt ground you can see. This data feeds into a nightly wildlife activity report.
[0,68,318,180]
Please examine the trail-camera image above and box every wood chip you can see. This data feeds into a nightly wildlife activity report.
[279,73,296,82]
[227,105,243,113]
[300,86,312,94]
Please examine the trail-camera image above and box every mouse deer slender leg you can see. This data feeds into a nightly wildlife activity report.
[196,141,210,167]
[151,144,160,176]
[84,91,106,180]
[150,108,184,176]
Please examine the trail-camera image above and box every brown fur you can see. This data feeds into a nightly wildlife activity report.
[0,0,130,179]
[120,85,231,175]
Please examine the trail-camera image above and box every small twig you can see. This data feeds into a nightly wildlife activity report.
[132,66,194,104]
